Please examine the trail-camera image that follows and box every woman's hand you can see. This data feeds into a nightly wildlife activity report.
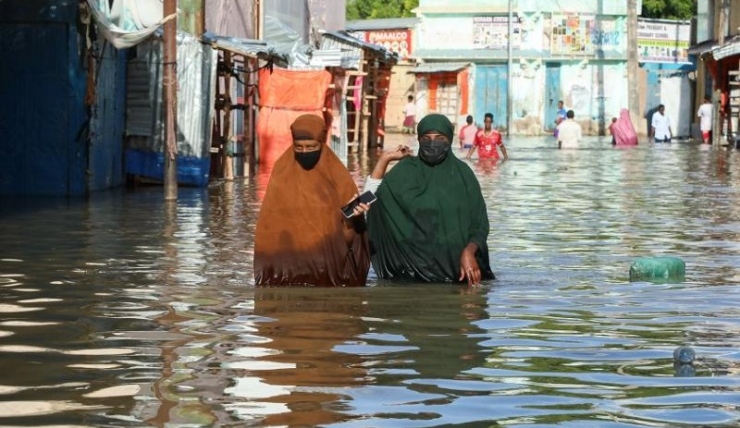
[458,244,481,286]
[381,145,413,162]
[343,194,371,219]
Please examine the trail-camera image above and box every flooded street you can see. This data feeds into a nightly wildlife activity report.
[1,135,740,427]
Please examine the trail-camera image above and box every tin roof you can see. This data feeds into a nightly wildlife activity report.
[322,31,399,63]
[413,48,627,61]
[712,35,740,61]
[346,18,418,31]
[409,62,470,73]
[688,39,718,55]
[201,32,287,63]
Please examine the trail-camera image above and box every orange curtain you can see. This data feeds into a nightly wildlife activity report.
[428,75,439,111]
[457,69,469,115]
[257,68,332,171]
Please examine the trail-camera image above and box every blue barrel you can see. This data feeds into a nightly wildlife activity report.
[629,257,685,283]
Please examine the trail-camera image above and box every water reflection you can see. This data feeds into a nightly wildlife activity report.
[214,285,491,427]
[0,137,740,426]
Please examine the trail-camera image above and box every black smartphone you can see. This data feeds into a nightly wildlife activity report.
[341,190,377,219]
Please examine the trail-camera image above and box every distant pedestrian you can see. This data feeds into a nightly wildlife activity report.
[608,117,617,145]
[650,104,673,143]
[611,108,639,146]
[553,100,567,138]
[402,95,416,134]
[467,113,508,161]
[458,115,478,150]
[697,96,713,144]
[556,110,582,149]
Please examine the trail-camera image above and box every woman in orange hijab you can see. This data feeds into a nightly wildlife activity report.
[253,114,370,286]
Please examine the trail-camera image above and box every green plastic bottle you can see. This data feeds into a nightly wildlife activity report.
[629,257,685,283]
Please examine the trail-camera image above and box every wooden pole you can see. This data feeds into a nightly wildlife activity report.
[244,56,255,179]
[163,0,178,200]
[222,51,234,181]
[715,0,728,145]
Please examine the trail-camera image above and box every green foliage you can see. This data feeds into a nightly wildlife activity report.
[641,0,696,20]
[346,0,420,21]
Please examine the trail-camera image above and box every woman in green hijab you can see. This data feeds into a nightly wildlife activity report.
[365,113,495,286]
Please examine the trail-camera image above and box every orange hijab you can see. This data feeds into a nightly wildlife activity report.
[254,133,369,287]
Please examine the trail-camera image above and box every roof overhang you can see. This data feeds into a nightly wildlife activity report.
[409,62,471,74]
[322,31,399,64]
[201,32,285,63]
[712,35,740,61]
[688,39,718,56]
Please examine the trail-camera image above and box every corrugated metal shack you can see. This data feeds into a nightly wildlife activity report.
[346,18,418,133]
[124,32,218,187]
[0,0,128,196]
[321,31,399,151]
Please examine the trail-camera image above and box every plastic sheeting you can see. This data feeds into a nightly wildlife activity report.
[86,0,175,49]
[256,68,331,173]
[125,32,217,186]
[205,0,256,40]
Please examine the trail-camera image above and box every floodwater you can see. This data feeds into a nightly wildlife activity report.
[1,135,740,427]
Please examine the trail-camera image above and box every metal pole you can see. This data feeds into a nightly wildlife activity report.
[507,0,513,136]
[163,0,178,200]
[627,0,640,136]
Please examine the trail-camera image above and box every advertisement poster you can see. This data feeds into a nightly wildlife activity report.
[550,14,595,55]
[637,20,691,63]
[473,15,521,50]
[365,29,413,59]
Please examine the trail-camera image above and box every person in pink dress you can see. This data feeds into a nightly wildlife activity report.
[466,113,508,161]
[458,115,478,150]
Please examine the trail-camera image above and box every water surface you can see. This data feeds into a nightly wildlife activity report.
[1,136,739,427]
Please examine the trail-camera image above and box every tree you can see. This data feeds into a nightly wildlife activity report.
[641,0,696,20]
[346,0,419,21]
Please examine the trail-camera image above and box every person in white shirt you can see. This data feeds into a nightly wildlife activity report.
[402,95,416,134]
[697,97,714,144]
[651,104,673,143]
[556,110,582,149]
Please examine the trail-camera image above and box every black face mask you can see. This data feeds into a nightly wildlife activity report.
[418,139,449,166]
[295,149,321,170]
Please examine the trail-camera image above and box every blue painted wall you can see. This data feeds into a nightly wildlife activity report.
[474,65,508,131]
[0,1,127,196]
[544,63,562,132]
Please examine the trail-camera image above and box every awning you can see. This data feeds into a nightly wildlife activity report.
[712,35,740,61]
[201,32,286,63]
[409,62,470,74]
[322,31,399,63]
[688,39,718,55]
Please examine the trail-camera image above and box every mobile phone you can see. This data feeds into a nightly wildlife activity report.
[341,190,377,219]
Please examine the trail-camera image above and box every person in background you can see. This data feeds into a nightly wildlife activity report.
[608,117,618,145]
[458,115,478,150]
[466,112,508,161]
[697,96,714,144]
[402,95,416,134]
[650,104,673,143]
[363,113,495,286]
[556,110,582,149]
[553,100,567,138]
[254,114,370,287]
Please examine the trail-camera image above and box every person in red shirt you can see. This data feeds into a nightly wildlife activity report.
[466,113,508,161]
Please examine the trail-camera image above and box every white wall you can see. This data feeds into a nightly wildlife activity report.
[660,75,692,138]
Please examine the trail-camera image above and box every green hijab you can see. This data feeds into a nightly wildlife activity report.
[367,152,494,282]
[417,113,454,140]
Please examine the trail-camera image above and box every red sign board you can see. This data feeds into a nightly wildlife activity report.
[364,29,412,59]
